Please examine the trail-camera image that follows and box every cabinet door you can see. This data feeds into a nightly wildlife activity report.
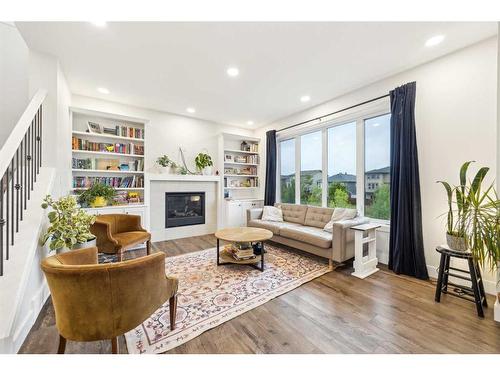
[124,207,145,225]
[226,202,243,226]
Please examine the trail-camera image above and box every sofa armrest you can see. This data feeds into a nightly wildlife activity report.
[331,216,370,262]
[246,208,263,225]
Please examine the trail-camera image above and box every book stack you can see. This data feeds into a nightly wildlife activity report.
[72,175,143,189]
[224,242,256,261]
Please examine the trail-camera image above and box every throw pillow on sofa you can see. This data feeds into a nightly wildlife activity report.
[323,207,357,232]
[261,206,284,222]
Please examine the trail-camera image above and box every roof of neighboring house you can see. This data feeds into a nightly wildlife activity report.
[327,173,356,183]
[366,166,390,174]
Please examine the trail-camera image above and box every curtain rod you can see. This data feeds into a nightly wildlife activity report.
[276,93,390,133]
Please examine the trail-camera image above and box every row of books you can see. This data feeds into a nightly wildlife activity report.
[223,243,256,261]
[72,175,144,189]
[72,157,144,172]
[241,143,259,152]
[106,125,145,139]
[72,137,144,155]
[224,166,257,175]
[230,154,259,164]
[225,177,259,188]
[113,191,143,205]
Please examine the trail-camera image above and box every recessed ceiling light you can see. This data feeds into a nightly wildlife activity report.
[186,107,196,114]
[425,35,445,47]
[91,21,107,27]
[97,87,110,94]
[300,95,311,103]
[226,67,239,77]
[246,121,254,126]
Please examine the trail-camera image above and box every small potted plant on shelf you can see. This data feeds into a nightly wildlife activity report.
[195,152,214,175]
[41,195,96,254]
[77,183,116,208]
[156,155,177,174]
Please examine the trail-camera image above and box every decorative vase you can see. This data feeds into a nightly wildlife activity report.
[57,237,97,254]
[202,166,213,175]
[91,196,107,208]
[446,233,468,251]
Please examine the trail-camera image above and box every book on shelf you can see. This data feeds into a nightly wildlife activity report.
[85,121,144,140]
[72,175,144,189]
[72,136,144,155]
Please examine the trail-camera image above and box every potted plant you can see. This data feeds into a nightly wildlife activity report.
[77,183,116,208]
[41,195,96,253]
[437,161,499,252]
[195,152,214,175]
[156,155,177,174]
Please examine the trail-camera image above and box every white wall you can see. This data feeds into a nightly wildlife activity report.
[71,95,254,174]
[28,51,73,197]
[0,23,29,148]
[255,37,498,291]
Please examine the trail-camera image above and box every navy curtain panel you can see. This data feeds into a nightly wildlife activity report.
[388,82,429,280]
[264,130,277,206]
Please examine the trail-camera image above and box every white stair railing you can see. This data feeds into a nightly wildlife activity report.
[0,89,47,276]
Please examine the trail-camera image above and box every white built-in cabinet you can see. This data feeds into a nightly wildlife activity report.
[225,199,264,227]
[84,205,147,226]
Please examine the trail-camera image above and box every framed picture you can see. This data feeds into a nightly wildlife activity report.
[224,154,233,162]
[87,121,102,134]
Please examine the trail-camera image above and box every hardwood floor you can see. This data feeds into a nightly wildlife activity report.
[19,234,500,354]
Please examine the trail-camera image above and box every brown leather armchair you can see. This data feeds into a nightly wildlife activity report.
[90,214,151,261]
[41,246,178,354]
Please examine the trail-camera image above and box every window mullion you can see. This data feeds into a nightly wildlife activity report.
[321,128,327,207]
[356,118,365,216]
[295,136,300,204]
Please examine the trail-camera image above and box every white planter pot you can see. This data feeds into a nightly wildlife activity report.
[202,166,213,175]
[159,166,171,174]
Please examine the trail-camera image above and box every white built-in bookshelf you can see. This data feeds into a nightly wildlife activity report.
[219,133,261,197]
[70,107,147,208]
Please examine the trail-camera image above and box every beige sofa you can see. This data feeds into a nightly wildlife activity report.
[247,203,368,267]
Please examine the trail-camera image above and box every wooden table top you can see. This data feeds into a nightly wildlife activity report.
[215,227,273,242]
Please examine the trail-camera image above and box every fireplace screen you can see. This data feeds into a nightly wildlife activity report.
[165,192,205,228]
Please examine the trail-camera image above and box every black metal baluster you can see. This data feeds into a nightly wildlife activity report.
[34,115,37,182]
[5,165,9,260]
[23,134,27,210]
[36,108,40,174]
[0,173,4,276]
[10,158,14,245]
[30,121,34,190]
[39,106,43,168]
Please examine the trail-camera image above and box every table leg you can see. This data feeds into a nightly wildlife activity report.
[468,257,485,318]
[260,241,265,272]
[217,238,220,266]
[435,253,445,303]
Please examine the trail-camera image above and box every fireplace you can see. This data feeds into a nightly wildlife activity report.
[165,192,205,228]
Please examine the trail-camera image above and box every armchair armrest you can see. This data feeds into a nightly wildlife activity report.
[90,220,119,253]
[331,216,369,262]
[56,246,98,265]
[247,208,263,225]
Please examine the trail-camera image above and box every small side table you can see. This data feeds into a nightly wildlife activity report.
[350,223,381,279]
[435,245,487,318]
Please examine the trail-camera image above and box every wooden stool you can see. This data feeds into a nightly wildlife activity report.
[435,245,487,318]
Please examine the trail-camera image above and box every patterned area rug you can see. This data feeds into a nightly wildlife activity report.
[124,244,330,354]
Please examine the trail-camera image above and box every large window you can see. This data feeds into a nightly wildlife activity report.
[300,131,322,206]
[327,122,356,208]
[279,138,295,203]
[364,113,391,220]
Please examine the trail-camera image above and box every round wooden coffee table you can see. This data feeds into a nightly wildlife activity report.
[215,227,273,272]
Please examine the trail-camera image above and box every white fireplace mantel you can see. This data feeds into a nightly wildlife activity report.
[146,173,221,183]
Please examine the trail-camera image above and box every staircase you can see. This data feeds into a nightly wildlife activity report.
[0,90,56,353]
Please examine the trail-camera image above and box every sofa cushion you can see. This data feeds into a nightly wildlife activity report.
[280,225,332,249]
[248,219,301,235]
[304,206,335,228]
[276,203,308,224]
[323,208,358,233]
[261,206,284,222]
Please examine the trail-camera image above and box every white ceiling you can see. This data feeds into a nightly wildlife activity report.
[16,22,497,129]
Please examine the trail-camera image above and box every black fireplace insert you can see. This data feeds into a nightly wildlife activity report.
[165,192,205,228]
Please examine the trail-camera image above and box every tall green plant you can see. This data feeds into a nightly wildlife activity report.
[437,161,500,270]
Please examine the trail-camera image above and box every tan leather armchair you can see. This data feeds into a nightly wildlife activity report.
[41,247,178,354]
[90,214,151,261]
